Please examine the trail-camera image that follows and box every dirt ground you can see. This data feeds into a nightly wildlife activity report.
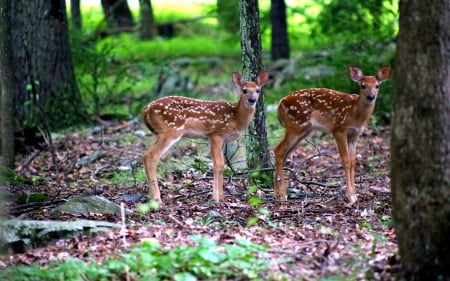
[2,120,403,280]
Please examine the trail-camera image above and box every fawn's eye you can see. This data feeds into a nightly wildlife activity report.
[242,89,248,94]
[361,84,367,89]
[375,84,380,89]
[256,89,261,93]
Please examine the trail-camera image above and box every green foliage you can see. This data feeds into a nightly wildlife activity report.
[4,236,270,281]
[16,193,48,204]
[70,32,140,118]
[68,0,398,125]
[101,34,241,61]
[313,0,398,40]
[0,166,30,185]
[107,169,146,185]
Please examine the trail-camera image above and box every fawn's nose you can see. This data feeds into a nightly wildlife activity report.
[366,94,376,101]
[248,97,257,104]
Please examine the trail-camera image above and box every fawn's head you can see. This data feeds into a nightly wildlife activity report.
[349,65,391,104]
[232,71,269,108]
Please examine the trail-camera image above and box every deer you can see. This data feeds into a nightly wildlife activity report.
[141,71,269,204]
[273,65,391,205]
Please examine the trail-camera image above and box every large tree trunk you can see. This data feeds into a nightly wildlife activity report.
[391,0,450,279]
[270,0,289,60]
[0,0,15,169]
[101,0,135,28]
[11,0,87,132]
[239,0,272,184]
[138,0,156,40]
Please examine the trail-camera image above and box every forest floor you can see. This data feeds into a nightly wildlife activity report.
[2,119,404,280]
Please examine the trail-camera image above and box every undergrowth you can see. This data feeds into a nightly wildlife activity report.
[4,235,272,281]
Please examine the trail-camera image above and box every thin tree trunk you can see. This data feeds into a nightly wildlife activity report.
[270,0,289,60]
[70,0,82,30]
[239,0,272,185]
[0,0,15,169]
[138,0,155,40]
[101,0,135,28]
[391,0,450,279]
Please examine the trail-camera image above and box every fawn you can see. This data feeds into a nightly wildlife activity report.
[273,66,391,204]
[141,71,269,203]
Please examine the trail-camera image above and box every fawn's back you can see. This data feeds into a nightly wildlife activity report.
[142,96,241,139]
[278,88,370,135]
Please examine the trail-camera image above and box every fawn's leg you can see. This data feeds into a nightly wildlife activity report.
[347,135,359,203]
[273,129,308,200]
[333,131,356,204]
[210,135,225,201]
[143,134,182,203]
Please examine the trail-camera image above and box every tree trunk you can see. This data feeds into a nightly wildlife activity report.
[101,0,135,28]
[0,0,15,169]
[270,0,289,60]
[11,0,88,132]
[391,0,450,280]
[138,0,156,40]
[70,0,82,30]
[239,0,272,185]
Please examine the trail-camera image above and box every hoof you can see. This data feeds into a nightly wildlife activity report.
[274,194,288,201]
[346,193,357,205]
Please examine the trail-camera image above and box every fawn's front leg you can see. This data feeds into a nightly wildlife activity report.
[347,134,359,204]
[210,136,225,201]
[334,132,357,204]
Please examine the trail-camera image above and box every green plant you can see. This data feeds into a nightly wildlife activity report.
[4,236,270,280]
[70,30,141,118]
[0,166,30,185]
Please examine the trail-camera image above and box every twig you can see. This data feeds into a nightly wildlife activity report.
[63,156,79,176]
[9,199,66,216]
[90,165,112,182]
[120,202,129,248]
[18,150,40,173]
[168,214,185,228]
[175,190,210,201]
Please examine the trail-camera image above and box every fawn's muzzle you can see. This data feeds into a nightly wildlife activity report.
[366,94,376,101]
[248,98,257,104]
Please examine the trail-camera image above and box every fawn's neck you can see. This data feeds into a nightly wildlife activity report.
[233,98,256,130]
[349,95,376,126]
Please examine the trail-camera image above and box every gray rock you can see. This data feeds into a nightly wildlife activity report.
[0,219,120,253]
[51,195,132,216]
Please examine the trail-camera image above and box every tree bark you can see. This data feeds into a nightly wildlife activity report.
[0,0,15,169]
[101,0,135,28]
[270,0,289,60]
[391,0,450,279]
[11,0,87,132]
[138,0,156,40]
[239,0,272,184]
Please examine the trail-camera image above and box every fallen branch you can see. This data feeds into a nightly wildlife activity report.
[18,150,40,173]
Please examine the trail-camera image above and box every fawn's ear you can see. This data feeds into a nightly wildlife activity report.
[232,72,245,88]
[349,66,364,82]
[257,71,269,87]
[376,65,391,82]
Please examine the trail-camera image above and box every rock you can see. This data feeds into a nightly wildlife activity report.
[50,195,132,217]
[120,193,147,203]
[77,150,104,166]
[0,219,120,253]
